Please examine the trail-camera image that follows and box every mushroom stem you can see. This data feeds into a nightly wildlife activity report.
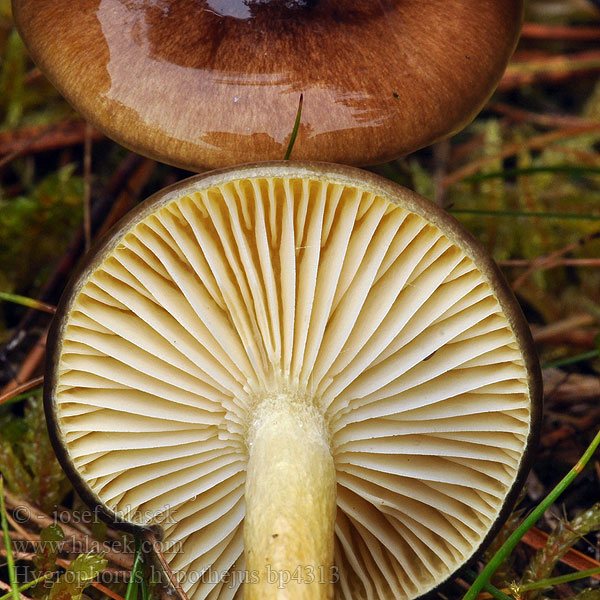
[244,394,336,599]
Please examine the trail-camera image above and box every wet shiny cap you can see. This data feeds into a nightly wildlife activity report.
[13,1,523,170]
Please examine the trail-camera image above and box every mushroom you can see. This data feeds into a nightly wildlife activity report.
[13,1,523,170]
[46,162,541,600]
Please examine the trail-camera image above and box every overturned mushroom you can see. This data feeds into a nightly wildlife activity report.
[14,1,523,169]
[46,162,541,599]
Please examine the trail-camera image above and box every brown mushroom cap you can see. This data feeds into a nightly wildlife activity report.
[14,1,522,170]
[46,162,541,600]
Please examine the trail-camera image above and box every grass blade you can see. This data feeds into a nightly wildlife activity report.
[0,572,55,600]
[0,477,20,600]
[462,165,600,182]
[520,565,600,592]
[463,429,600,600]
[283,93,303,160]
[450,209,600,221]
[463,569,512,600]
[0,292,56,314]
[125,538,144,600]
[542,350,599,369]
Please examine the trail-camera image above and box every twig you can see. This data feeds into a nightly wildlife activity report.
[0,118,103,169]
[499,50,600,90]
[521,23,600,40]
[544,373,600,405]
[539,328,597,349]
[0,376,43,407]
[2,491,134,570]
[488,102,600,130]
[511,230,600,290]
[0,332,47,398]
[0,555,124,600]
[532,314,596,344]
[522,527,600,578]
[5,514,34,541]
[6,531,128,576]
[0,548,36,562]
[541,425,577,448]
[443,124,600,188]
[501,258,600,268]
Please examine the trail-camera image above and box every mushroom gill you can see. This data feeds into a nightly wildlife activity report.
[46,163,541,600]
